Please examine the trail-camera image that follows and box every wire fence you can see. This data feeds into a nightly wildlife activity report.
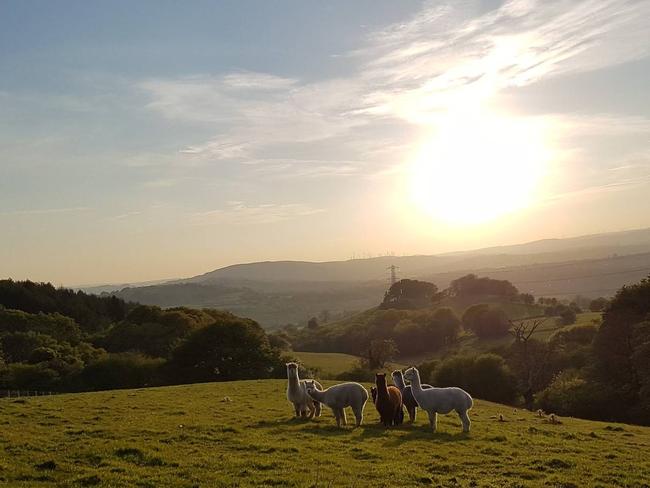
[0,390,56,399]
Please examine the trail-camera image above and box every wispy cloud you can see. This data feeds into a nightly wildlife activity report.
[135,0,650,187]
[0,206,91,216]
[190,201,324,225]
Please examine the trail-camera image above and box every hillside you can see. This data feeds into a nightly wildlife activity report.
[182,227,650,284]
[2,380,648,487]
[102,229,650,328]
[290,297,545,357]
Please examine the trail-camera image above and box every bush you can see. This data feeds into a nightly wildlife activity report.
[589,297,609,312]
[169,317,283,383]
[559,308,577,325]
[0,362,60,390]
[462,304,510,338]
[432,353,517,403]
[550,324,598,347]
[536,370,619,420]
[81,353,164,391]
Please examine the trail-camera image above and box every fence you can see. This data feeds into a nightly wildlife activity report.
[0,390,56,398]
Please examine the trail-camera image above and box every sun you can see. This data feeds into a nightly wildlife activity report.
[408,112,549,225]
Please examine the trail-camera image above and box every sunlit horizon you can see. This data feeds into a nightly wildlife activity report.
[1,0,649,285]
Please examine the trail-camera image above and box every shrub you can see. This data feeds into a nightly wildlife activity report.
[432,353,517,403]
[169,317,283,383]
[559,308,577,325]
[462,304,510,338]
[536,370,619,420]
[0,362,60,390]
[81,353,164,391]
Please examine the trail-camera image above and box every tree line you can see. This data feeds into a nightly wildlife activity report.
[0,280,287,392]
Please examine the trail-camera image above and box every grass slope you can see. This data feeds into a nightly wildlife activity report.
[291,352,404,377]
[1,380,649,487]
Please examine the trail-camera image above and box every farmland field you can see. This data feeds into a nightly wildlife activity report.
[1,379,648,487]
[291,351,405,377]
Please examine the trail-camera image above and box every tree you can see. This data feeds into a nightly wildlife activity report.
[559,307,577,325]
[380,279,439,309]
[589,297,609,312]
[81,353,164,391]
[462,304,510,338]
[519,293,535,305]
[447,274,518,300]
[508,319,550,408]
[307,317,319,330]
[593,276,650,417]
[169,316,283,383]
[433,354,517,403]
[361,339,398,370]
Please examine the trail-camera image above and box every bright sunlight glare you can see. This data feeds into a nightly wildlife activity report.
[409,112,550,225]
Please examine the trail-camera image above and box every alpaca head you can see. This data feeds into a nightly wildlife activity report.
[286,362,299,379]
[391,370,403,381]
[304,379,316,395]
[403,367,418,383]
[375,373,387,388]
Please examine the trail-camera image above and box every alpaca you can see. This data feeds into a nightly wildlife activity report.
[403,367,473,433]
[374,373,403,427]
[391,370,433,423]
[286,362,322,419]
[305,380,368,427]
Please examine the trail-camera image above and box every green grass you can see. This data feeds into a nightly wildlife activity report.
[1,379,649,487]
[291,352,404,377]
[402,312,604,364]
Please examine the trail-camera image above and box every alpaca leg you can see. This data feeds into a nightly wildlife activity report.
[352,405,364,427]
[294,404,300,418]
[314,401,322,417]
[427,410,438,433]
[341,408,348,426]
[307,401,315,419]
[458,409,471,433]
[408,405,416,423]
[333,408,341,427]
[396,406,404,426]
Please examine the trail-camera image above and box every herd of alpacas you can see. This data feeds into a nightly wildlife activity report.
[286,362,473,432]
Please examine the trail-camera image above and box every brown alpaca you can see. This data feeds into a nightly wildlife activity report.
[374,373,403,427]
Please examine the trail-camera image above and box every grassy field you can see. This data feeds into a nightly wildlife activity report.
[1,380,649,487]
[401,312,603,364]
[291,352,404,377]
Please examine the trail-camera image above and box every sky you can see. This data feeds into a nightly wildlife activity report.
[1,0,649,285]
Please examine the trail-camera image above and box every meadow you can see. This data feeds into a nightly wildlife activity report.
[292,352,404,378]
[1,379,649,487]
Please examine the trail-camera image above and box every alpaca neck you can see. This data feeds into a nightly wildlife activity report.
[308,387,325,402]
[392,373,405,391]
[409,371,423,394]
[288,374,300,390]
[376,380,389,401]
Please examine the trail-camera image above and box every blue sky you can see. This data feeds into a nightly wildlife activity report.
[1,0,649,284]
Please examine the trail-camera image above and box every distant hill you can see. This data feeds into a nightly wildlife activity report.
[104,228,650,327]
[179,227,650,284]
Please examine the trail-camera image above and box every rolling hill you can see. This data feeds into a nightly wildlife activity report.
[102,228,650,327]
[2,380,649,487]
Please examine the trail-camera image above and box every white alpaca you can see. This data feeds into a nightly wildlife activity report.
[286,363,322,418]
[305,380,368,427]
[403,367,473,433]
